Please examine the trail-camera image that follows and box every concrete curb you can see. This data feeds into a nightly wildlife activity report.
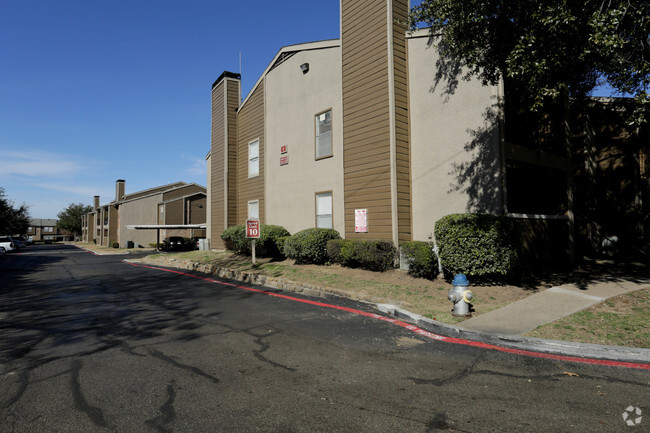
[132,255,650,364]
[377,304,650,364]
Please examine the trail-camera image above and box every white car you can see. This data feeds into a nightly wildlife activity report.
[0,236,17,253]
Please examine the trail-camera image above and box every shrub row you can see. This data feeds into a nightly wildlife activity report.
[220,224,290,258]
[327,239,396,272]
[283,228,340,264]
[399,241,438,279]
[218,212,520,282]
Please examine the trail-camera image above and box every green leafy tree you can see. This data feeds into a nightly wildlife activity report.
[0,187,31,235]
[410,0,649,125]
[57,203,92,238]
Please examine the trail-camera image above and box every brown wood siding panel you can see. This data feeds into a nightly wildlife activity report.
[124,182,186,201]
[393,0,411,242]
[227,80,240,229]
[342,0,392,240]
[210,82,226,248]
[237,81,265,224]
[163,185,205,201]
[165,200,183,225]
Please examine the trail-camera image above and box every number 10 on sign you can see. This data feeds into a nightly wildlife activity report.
[246,219,260,264]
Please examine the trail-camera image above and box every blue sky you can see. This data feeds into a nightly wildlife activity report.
[0,0,340,219]
[0,0,622,220]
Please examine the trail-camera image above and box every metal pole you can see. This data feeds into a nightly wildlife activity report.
[251,239,256,265]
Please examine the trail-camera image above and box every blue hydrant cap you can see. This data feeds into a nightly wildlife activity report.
[452,274,469,286]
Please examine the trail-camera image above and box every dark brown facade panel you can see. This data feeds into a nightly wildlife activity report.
[344,148,391,166]
[342,52,389,80]
[343,0,396,240]
[342,21,388,47]
[345,155,394,175]
[344,169,391,186]
[343,121,391,143]
[342,61,389,91]
[342,80,390,106]
[341,32,388,60]
[237,81,265,224]
[341,1,385,26]
[344,189,392,203]
[343,106,392,131]
[210,82,226,247]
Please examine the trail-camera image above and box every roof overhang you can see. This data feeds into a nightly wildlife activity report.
[126,224,206,230]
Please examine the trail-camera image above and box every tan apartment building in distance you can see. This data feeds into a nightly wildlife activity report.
[206,0,648,258]
[82,180,206,247]
[27,219,68,242]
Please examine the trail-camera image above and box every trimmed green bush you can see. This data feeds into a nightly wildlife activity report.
[220,224,290,258]
[434,213,519,282]
[284,228,341,264]
[327,239,396,272]
[400,241,438,279]
[275,235,290,256]
[111,241,119,248]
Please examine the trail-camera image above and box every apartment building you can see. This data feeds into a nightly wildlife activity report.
[82,180,206,247]
[27,219,67,242]
[206,0,648,258]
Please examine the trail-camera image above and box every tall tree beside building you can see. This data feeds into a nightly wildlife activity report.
[410,0,649,125]
[0,187,31,235]
[57,203,92,239]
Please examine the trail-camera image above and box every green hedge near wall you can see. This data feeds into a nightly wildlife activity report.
[327,239,396,272]
[220,224,290,258]
[400,241,439,279]
[435,213,519,282]
[283,228,341,264]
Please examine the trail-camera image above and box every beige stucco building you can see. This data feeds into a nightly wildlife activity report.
[82,180,206,247]
[206,0,648,258]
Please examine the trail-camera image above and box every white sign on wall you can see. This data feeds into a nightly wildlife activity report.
[355,209,368,233]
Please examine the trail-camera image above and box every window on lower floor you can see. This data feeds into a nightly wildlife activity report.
[315,192,333,229]
[248,200,259,219]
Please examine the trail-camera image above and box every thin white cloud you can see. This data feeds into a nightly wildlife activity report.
[0,149,88,178]
[181,153,207,177]
[34,182,112,198]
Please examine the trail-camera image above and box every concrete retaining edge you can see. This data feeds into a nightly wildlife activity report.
[135,256,650,364]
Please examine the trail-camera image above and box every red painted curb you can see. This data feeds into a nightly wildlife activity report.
[126,261,650,370]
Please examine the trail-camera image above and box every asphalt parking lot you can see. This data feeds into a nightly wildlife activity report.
[0,244,647,432]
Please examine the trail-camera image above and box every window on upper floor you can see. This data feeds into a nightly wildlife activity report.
[315,110,332,159]
[315,192,333,229]
[44,226,54,233]
[248,139,259,177]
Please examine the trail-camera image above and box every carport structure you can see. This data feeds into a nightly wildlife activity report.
[126,224,207,250]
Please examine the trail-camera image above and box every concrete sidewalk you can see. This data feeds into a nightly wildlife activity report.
[459,277,650,335]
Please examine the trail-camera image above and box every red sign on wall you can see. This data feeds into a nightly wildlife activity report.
[355,209,368,233]
[246,219,260,238]
[280,145,288,154]
[280,155,288,166]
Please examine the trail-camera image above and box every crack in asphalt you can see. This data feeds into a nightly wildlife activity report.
[148,349,219,383]
[2,369,30,409]
[145,381,177,433]
[70,359,111,429]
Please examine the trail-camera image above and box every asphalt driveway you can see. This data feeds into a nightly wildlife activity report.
[0,244,647,432]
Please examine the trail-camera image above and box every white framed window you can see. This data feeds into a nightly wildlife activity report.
[315,192,333,229]
[248,200,259,219]
[315,110,332,159]
[44,226,54,233]
[248,139,259,177]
